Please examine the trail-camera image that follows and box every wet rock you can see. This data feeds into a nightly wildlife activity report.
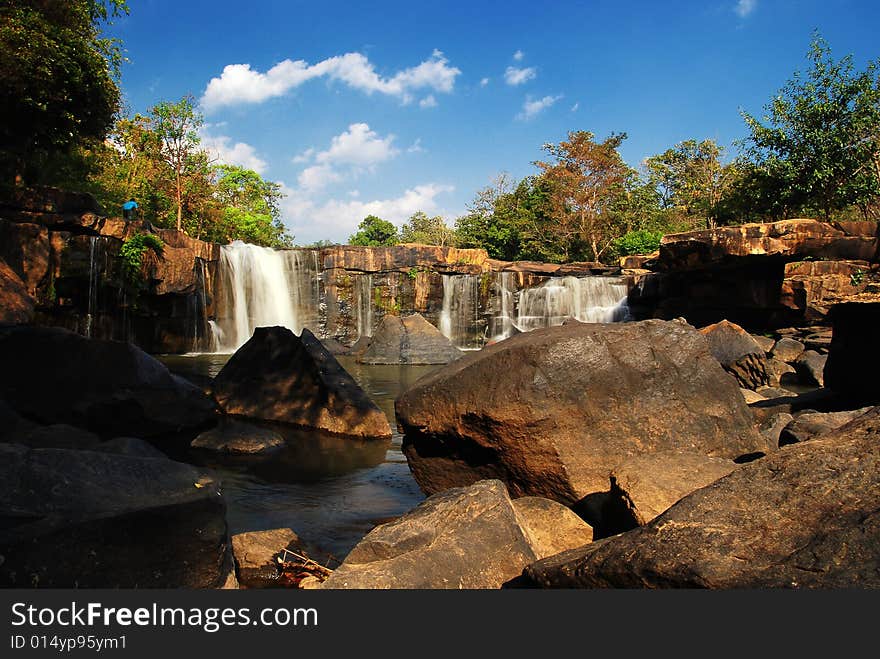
[213,326,391,438]
[521,406,880,588]
[601,452,738,532]
[795,350,827,387]
[358,313,461,365]
[778,407,873,446]
[192,419,286,454]
[771,337,805,363]
[699,320,770,390]
[0,326,217,438]
[759,412,794,447]
[231,528,303,589]
[0,445,228,587]
[0,259,33,324]
[398,320,769,510]
[321,480,588,589]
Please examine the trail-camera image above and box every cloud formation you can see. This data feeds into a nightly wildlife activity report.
[517,95,563,120]
[201,50,461,111]
[504,66,537,86]
[513,50,524,61]
[199,129,268,174]
[735,0,757,18]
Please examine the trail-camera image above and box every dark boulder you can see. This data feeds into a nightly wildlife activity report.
[521,407,880,588]
[0,259,34,324]
[16,424,102,450]
[358,313,461,365]
[0,445,228,587]
[398,320,770,509]
[795,350,827,387]
[0,326,217,438]
[699,320,770,390]
[95,436,168,459]
[213,326,391,438]
[231,528,305,589]
[824,301,880,404]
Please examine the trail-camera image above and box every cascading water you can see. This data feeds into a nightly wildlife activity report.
[489,271,517,341]
[354,274,373,339]
[439,274,482,349]
[211,241,320,352]
[83,236,108,338]
[515,276,629,332]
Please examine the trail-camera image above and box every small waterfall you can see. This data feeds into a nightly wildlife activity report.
[211,241,320,352]
[439,274,481,349]
[489,271,517,341]
[84,236,106,338]
[515,276,629,332]
[355,274,373,339]
[187,258,216,353]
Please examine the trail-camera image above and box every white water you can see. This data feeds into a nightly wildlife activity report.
[439,274,482,349]
[211,241,320,352]
[515,276,629,332]
[355,274,373,339]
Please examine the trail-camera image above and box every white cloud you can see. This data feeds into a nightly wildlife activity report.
[407,138,425,154]
[571,102,579,112]
[314,123,399,168]
[292,148,314,164]
[199,129,268,174]
[419,95,438,108]
[480,77,490,87]
[280,183,454,243]
[504,66,537,86]
[297,164,342,191]
[735,0,757,18]
[517,94,563,120]
[201,50,461,111]
[513,50,524,61]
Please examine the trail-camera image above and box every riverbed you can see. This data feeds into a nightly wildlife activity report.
[158,353,439,563]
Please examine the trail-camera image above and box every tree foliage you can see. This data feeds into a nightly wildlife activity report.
[398,211,458,246]
[349,215,398,246]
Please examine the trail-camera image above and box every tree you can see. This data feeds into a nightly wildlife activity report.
[536,131,632,262]
[213,165,292,247]
[0,1,128,185]
[740,34,880,219]
[349,215,398,246]
[151,96,204,231]
[399,212,458,246]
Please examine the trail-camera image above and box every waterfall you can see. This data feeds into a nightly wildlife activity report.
[515,276,629,332]
[439,274,482,349]
[211,241,320,352]
[489,271,518,341]
[355,274,373,339]
[83,236,108,338]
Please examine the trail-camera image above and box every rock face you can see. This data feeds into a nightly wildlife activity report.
[511,497,594,558]
[0,258,34,323]
[824,301,880,404]
[795,350,827,387]
[778,407,872,446]
[522,406,880,588]
[358,313,462,365]
[398,320,770,509]
[192,419,286,454]
[699,320,770,389]
[231,528,302,588]
[601,452,738,532]
[0,444,228,587]
[321,480,591,589]
[213,326,391,438]
[0,325,216,437]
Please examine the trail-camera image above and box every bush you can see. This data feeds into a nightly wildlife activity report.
[612,229,663,256]
[119,233,164,287]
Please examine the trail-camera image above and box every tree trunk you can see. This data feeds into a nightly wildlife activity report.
[176,171,182,232]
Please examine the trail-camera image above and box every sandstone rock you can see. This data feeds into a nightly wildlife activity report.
[511,497,593,559]
[0,220,49,296]
[758,386,798,400]
[778,407,873,446]
[358,313,461,365]
[0,326,217,438]
[601,452,738,532]
[321,480,588,589]
[824,301,880,404]
[752,334,776,354]
[521,407,880,588]
[213,326,391,438]
[619,253,658,270]
[192,419,286,454]
[320,244,489,275]
[699,320,770,390]
[231,528,303,588]
[0,259,34,323]
[1,186,102,215]
[795,350,827,387]
[759,412,794,446]
[766,358,797,387]
[0,445,227,587]
[740,388,765,404]
[398,320,769,511]
[771,337,805,363]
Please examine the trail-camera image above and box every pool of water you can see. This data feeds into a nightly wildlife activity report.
[157,353,441,562]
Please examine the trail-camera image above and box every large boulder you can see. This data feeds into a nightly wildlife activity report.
[231,528,304,589]
[398,320,770,510]
[0,445,228,587]
[0,258,34,323]
[521,407,880,588]
[795,350,827,387]
[212,326,391,438]
[771,337,805,363]
[778,407,872,446]
[824,301,880,404]
[0,326,217,437]
[699,320,770,389]
[191,419,286,454]
[358,313,462,365]
[320,480,592,589]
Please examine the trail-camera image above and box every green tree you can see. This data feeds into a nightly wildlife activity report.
[349,214,398,246]
[399,211,458,246]
[213,164,292,246]
[0,1,128,185]
[740,34,880,219]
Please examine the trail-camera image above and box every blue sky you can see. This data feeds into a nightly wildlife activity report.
[107,0,880,244]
